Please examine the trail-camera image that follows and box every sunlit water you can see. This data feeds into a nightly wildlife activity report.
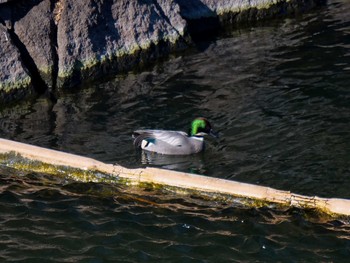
[1,0,350,261]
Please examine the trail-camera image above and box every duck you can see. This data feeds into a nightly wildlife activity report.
[132,117,218,155]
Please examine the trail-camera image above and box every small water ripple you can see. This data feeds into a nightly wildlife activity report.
[1,178,350,262]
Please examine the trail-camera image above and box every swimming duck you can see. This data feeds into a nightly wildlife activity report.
[133,117,218,155]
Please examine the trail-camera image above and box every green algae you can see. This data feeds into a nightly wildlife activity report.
[138,180,289,211]
[0,151,345,219]
[0,152,121,185]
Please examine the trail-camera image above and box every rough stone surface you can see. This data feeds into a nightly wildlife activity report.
[0,24,33,102]
[56,0,187,88]
[13,0,55,88]
[155,0,188,36]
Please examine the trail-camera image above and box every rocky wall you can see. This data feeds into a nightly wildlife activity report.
[0,0,325,103]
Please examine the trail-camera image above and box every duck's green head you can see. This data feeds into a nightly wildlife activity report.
[190,117,218,138]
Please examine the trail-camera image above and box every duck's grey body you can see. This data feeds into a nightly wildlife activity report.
[133,117,217,155]
[133,130,205,155]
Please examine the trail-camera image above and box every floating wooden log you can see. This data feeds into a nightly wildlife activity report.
[0,138,349,216]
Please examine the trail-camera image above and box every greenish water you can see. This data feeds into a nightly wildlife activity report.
[1,0,350,261]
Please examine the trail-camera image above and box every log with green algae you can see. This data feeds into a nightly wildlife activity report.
[0,153,341,221]
[1,138,350,218]
[0,151,289,211]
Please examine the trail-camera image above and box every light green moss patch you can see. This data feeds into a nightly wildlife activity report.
[0,76,32,93]
[0,152,122,185]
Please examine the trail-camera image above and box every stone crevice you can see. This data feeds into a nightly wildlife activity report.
[6,23,48,96]
[50,0,60,95]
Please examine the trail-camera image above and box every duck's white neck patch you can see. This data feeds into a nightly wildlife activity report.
[192,136,204,141]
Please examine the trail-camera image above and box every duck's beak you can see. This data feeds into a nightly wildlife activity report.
[209,129,219,138]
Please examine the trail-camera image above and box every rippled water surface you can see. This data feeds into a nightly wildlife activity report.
[1,1,350,261]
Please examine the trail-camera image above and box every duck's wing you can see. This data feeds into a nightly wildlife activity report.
[133,130,188,148]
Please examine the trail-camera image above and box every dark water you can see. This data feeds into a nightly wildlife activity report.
[1,0,350,261]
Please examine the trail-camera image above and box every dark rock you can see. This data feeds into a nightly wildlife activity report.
[0,23,34,103]
[12,0,56,89]
[155,0,188,37]
[56,0,187,89]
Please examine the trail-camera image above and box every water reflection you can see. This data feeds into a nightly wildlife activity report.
[140,150,207,173]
